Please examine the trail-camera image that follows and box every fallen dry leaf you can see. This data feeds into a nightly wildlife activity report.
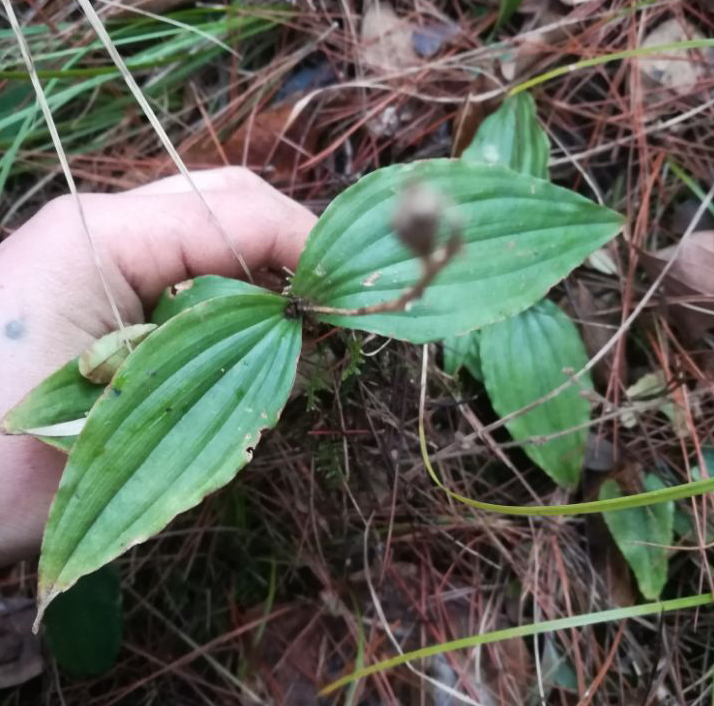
[0,597,43,688]
[584,433,615,472]
[620,370,688,438]
[412,18,458,58]
[586,246,619,276]
[361,1,419,72]
[672,197,714,235]
[181,99,320,182]
[585,502,638,609]
[451,75,493,158]
[639,18,714,106]
[571,280,623,387]
[640,230,714,340]
[360,3,455,142]
[499,8,568,82]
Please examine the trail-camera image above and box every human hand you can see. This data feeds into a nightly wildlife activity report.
[0,167,316,565]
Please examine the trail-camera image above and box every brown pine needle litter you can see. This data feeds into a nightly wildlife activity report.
[3,1,714,704]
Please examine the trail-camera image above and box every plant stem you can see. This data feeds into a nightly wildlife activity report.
[301,234,462,318]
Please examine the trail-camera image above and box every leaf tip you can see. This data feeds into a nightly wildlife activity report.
[33,596,51,634]
[36,564,73,631]
[35,575,73,632]
[1,410,19,436]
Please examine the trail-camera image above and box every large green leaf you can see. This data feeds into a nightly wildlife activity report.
[462,91,593,489]
[446,91,547,374]
[38,434,76,454]
[152,274,269,325]
[442,332,482,381]
[37,293,302,619]
[291,160,623,343]
[600,474,674,600]
[480,299,592,488]
[3,359,101,453]
[3,360,101,435]
[462,93,549,179]
[45,565,122,677]
[442,92,547,382]
[3,324,157,453]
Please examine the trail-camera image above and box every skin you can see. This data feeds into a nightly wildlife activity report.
[0,167,316,566]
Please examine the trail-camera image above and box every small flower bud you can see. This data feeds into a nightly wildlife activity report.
[392,182,443,257]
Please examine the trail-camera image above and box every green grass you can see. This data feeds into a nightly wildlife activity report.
[0,6,289,193]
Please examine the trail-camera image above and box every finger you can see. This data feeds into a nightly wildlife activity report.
[32,180,316,305]
[124,166,260,196]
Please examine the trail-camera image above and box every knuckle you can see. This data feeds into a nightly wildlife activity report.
[215,166,264,190]
[41,193,73,220]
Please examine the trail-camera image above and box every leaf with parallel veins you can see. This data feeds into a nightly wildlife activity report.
[36,293,302,622]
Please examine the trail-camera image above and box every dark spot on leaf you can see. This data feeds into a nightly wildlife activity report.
[164,407,173,414]
[4,319,25,340]
[111,387,122,397]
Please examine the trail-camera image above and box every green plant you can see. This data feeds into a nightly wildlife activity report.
[600,474,674,600]
[440,94,675,599]
[0,5,287,198]
[44,565,122,677]
[493,0,524,31]
[4,94,626,625]
[446,92,592,489]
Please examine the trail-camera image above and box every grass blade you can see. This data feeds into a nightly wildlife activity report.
[321,591,714,695]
